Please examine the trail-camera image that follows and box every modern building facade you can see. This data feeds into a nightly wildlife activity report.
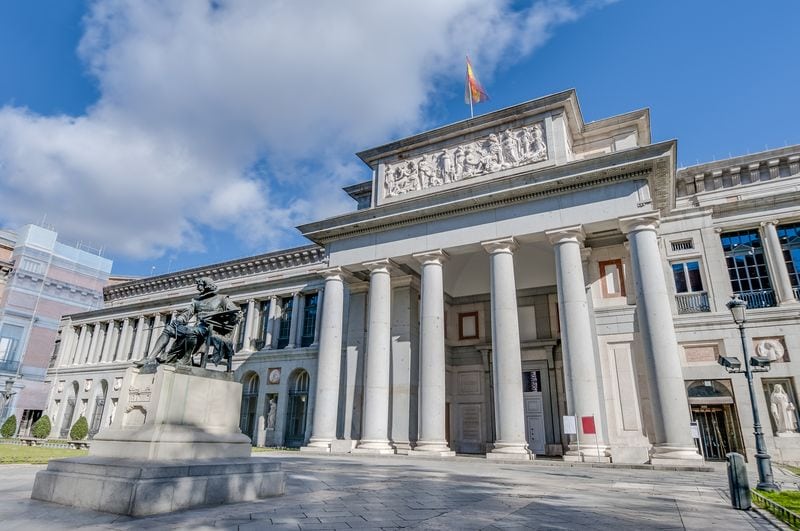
[44,90,800,464]
[0,225,112,435]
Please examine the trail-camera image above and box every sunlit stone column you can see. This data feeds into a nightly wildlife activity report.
[242,299,255,350]
[546,226,609,461]
[72,325,88,365]
[265,296,278,349]
[57,325,77,367]
[620,213,703,464]
[130,316,146,360]
[303,269,345,452]
[287,292,302,349]
[761,220,797,304]
[311,288,324,347]
[117,318,131,362]
[411,250,454,456]
[84,324,100,365]
[482,238,531,460]
[99,322,115,363]
[354,259,396,454]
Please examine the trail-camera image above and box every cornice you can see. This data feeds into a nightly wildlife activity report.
[300,141,676,245]
[104,244,326,303]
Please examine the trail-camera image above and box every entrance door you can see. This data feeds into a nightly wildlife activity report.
[522,369,546,455]
[692,405,742,460]
[284,370,309,448]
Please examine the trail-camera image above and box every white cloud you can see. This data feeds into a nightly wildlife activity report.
[0,0,609,260]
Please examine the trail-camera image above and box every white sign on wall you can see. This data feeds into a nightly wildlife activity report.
[563,415,577,435]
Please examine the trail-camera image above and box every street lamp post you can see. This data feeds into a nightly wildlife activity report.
[723,295,780,492]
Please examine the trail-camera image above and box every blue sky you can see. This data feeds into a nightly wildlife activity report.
[1,1,799,277]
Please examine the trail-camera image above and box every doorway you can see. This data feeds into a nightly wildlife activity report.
[687,380,743,461]
[522,366,547,455]
[285,370,309,447]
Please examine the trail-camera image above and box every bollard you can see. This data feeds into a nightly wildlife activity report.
[726,452,751,510]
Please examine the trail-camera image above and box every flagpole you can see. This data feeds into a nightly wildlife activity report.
[469,87,474,119]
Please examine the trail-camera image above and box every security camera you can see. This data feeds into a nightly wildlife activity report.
[750,356,772,368]
[718,356,742,371]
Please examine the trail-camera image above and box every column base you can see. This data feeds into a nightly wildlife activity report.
[563,444,611,463]
[487,442,532,461]
[649,444,704,466]
[330,439,358,454]
[352,440,396,455]
[300,439,332,454]
[409,441,455,457]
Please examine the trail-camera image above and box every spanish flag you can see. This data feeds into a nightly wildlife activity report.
[465,56,489,105]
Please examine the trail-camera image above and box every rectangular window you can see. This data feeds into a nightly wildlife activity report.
[458,312,479,340]
[777,222,800,297]
[672,261,704,293]
[0,324,24,370]
[300,293,318,348]
[598,259,626,298]
[522,370,542,393]
[720,229,775,308]
[670,239,694,252]
[277,297,293,349]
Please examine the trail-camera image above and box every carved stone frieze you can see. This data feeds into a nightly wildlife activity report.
[383,121,547,198]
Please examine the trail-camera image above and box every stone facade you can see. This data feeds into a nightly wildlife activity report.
[46,90,800,464]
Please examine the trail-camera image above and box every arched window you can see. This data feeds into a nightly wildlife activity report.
[285,369,310,447]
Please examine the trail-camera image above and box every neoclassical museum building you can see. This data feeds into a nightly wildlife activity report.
[44,90,800,464]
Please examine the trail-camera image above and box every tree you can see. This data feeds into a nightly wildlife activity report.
[31,415,52,439]
[69,416,89,440]
[0,414,17,438]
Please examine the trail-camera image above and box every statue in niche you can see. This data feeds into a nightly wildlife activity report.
[266,397,277,429]
[134,277,241,373]
[770,384,798,433]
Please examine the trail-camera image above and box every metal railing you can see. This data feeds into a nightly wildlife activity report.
[736,289,777,309]
[675,292,710,314]
[751,489,800,529]
[793,286,800,302]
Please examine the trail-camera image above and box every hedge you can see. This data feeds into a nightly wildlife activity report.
[31,415,52,439]
[69,416,89,441]
[0,415,16,438]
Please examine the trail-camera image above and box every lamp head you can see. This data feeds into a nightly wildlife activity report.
[718,356,742,371]
[726,295,747,325]
[750,356,772,369]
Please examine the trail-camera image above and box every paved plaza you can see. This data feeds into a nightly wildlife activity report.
[0,452,790,530]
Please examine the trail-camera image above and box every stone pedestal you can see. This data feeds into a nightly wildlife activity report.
[31,365,285,515]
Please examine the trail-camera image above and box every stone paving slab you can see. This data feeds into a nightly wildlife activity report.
[0,453,791,530]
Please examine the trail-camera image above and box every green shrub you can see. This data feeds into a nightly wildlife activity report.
[31,415,51,439]
[0,415,17,438]
[69,416,89,440]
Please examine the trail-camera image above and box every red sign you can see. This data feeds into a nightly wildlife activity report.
[581,416,596,435]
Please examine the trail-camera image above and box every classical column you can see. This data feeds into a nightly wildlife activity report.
[303,269,346,452]
[90,323,106,364]
[546,226,609,461]
[265,296,278,349]
[57,325,77,367]
[99,322,114,363]
[130,316,146,360]
[310,288,324,347]
[354,259,396,454]
[482,238,531,460]
[72,325,88,365]
[242,299,255,350]
[287,292,302,349]
[620,214,702,463]
[411,250,454,456]
[761,220,796,304]
[88,325,103,364]
[117,318,131,362]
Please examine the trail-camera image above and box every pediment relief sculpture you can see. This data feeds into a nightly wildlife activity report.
[383,121,547,198]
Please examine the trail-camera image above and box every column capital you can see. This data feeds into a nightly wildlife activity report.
[362,258,398,274]
[619,212,661,235]
[412,249,449,266]
[481,237,518,255]
[318,266,349,282]
[545,225,585,246]
[760,219,781,229]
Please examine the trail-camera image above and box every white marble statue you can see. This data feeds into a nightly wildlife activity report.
[267,397,277,429]
[757,339,785,362]
[770,384,798,433]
